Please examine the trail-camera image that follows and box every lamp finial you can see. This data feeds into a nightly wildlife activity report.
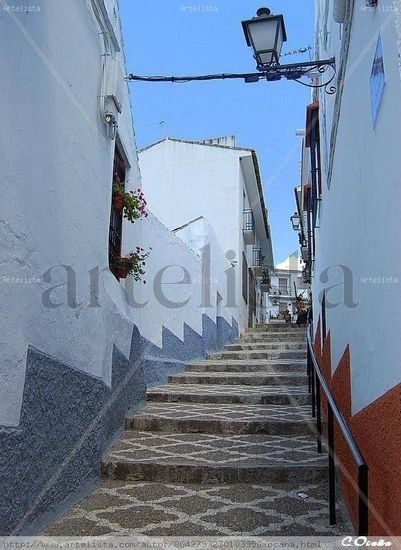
[256,7,271,16]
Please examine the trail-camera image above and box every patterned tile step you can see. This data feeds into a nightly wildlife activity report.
[147,383,311,405]
[42,480,351,536]
[247,326,306,333]
[209,350,307,360]
[102,432,326,483]
[242,334,306,342]
[186,359,306,373]
[169,371,308,387]
[126,403,314,436]
[225,342,307,351]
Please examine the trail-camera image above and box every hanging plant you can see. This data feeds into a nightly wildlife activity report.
[112,184,148,222]
[110,247,151,281]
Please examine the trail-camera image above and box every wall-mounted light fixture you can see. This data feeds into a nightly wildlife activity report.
[126,8,337,95]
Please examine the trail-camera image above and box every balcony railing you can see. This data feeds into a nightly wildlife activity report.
[243,210,255,245]
[268,285,293,297]
[243,209,255,231]
[252,245,263,277]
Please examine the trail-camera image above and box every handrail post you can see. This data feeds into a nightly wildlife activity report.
[316,374,322,454]
[307,344,312,394]
[328,405,336,525]
[310,353,316,418]
[358,464,369,535]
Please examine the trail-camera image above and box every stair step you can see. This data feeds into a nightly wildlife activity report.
[247,326,306,333]
[102,431,326,483]
[186,359,306,373]
[242,333,306,342]
[169,372,307,386]
[42,479,352,537]
[126,403,314,436]
[225,342,306,351]
[208,350,307,360]
[147,383,310,405]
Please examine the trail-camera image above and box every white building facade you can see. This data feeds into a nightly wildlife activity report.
[293,0,401,535]
[266,253,309,321]
[139,137,274,332]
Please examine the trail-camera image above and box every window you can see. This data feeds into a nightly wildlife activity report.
[109,144,126,279]
[279,277,288,294]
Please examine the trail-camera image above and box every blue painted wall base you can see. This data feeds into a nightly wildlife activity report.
[0,315,237,534]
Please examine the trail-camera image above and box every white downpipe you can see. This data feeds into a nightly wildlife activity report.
[90,0,118,139]
[333,0,347,23]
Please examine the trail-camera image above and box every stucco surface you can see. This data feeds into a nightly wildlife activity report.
[0,316,236,535]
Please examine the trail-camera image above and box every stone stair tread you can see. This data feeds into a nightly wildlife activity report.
[103,431,324,466]
[188,358,306,366]
[127,402,312,424]
[170,371,306,380]
[148,383,309,396]
[147,383,310,405]
[211,350,306,355]
[169,372,307,386]
[224,348,307,353]
[42,479,351,536]
[184,362,307,374]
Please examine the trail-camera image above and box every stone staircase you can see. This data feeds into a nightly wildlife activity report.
[44,324,351,536]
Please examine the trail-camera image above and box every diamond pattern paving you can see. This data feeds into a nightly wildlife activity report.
[43,481,351,536]
[104,432,325,466]
[43,324,352,536]
[129,402,311,423]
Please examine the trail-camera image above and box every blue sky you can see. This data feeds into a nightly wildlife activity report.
[119,0,313,264]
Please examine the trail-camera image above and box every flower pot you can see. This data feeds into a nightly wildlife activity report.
[112,193,124,212]
[115,266,128,279]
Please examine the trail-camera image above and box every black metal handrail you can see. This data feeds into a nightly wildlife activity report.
[306,323,369,535]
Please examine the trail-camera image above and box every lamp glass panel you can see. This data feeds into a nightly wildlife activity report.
[247,18,278,56]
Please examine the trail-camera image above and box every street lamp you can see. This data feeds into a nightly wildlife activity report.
[290,212,301,231]
[126,8,336,94]
[241,8,287,69]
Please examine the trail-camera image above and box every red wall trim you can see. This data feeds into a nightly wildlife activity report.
[313,317,401,535]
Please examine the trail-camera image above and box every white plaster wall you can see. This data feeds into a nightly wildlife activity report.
[0,0,142,426]
[173,216,238,327]
[139,140,242,256]
[313,0,401,413]
[120,213,205,349]
[139,140,254,332]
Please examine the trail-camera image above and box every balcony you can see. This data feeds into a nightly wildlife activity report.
[268,285,293,297]
[243,210,255,245]
[252,244,263,277]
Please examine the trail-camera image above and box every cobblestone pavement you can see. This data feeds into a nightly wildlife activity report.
[43,324,353,536]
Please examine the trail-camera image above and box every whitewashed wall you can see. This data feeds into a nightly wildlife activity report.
[139,139,271,331]
[174,216,238,328]
[313,0,401,413]
[0,1,235,431]
[0,0,141,427]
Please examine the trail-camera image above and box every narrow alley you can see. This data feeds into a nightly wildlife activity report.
[2,0,401,541]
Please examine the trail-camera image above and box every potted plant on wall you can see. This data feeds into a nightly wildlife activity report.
[112,184,148,222]
[110,247,151,281]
